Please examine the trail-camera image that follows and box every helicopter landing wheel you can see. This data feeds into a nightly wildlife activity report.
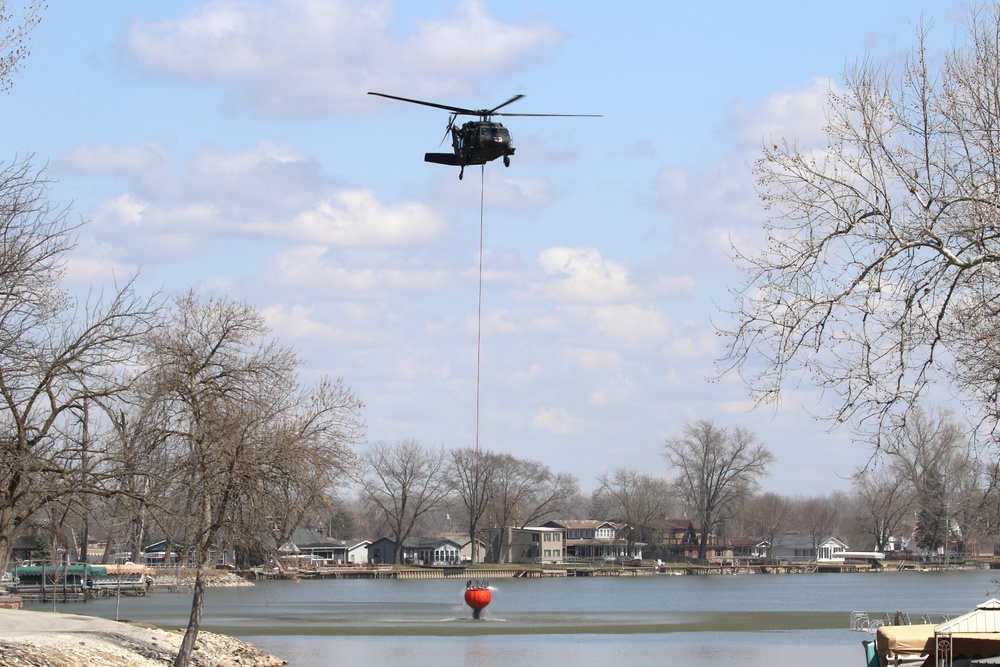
[503,156,510,167]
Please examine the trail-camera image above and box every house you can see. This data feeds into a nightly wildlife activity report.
[770,534,848,561]
[367,536,463,566]
[543,520,642,560]
[284,528,371,564]
[816,537,849,561]
[134,538,240,568]
[660,518,725,561]
[504,526,565,564]
[440,533,488,564]
[717,536,769,563]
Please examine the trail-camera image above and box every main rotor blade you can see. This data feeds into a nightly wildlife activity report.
[368,91,476,115]
[489,94,525,114]
[496,112,603,117]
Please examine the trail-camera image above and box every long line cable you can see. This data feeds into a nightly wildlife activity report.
[475,164,485,465]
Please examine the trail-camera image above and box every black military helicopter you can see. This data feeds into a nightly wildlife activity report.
[368,91,600,180]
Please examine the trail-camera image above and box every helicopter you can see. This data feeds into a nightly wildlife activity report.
[367,91,600,180]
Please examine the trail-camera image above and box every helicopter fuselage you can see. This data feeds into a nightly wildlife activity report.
[425,120,514,173]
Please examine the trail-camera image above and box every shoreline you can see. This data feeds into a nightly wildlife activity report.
[0,608,285,667]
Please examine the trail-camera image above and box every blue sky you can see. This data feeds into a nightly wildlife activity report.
[1,1,964,496]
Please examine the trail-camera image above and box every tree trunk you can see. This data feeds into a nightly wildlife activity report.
[173,565,206,667]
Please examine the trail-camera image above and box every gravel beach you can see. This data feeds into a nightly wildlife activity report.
[0,608,285,667]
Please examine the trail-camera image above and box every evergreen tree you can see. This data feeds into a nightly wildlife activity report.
[915,469,948,552]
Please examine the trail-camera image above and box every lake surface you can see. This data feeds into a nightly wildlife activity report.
[48,568,1000,666]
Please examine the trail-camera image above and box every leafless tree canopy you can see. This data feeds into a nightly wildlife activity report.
[721,5,1000,437]
[737,492,794,558]
[852,407,986,552]
[664,420,774,559]
[449,446,494,563]
[793,495,842,550]
[852,464,917,552]
[357,439,452,565]
[486,453,578,563]
[0,1,45,94]
[130,291,363,667]
[594,467,674,551]
[0,157,157,573]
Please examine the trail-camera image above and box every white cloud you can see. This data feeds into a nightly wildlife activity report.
[94,194,147,227]
[726,76,835,149]
[59,142,167,175]
[262,302,340,340]
[76,141,444,260]
[532,407,573,434]
[120,0,563,118]
[561,303,672,349]
[529,247,635,303]
[265,245,449,295]
[278,189,444,246]
[568,347,622,372]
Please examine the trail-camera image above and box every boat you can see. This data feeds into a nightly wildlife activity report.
[862,599,1000,666]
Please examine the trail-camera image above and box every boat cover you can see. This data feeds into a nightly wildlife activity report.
[876,624,935,657]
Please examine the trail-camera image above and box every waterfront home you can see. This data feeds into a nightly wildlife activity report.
[288,532,371,565]
[367,536,464,566]
[769,534,848,561]
[658,519,768,563]
[504,526,565,565]
[718,536,769,563]
[439,533,488,564]
[542,519,642,561]
[661,518,725,560]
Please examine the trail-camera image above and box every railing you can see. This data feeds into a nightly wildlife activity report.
[850,610,951,632]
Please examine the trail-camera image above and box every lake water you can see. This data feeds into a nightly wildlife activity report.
[49,568,1000,666]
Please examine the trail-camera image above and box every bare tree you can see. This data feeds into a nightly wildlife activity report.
[663,420,774,559]
[131,291,362,667]
[0,0,45,93]
[881,409,970,499]
[852,464,915,552]
[449,446,495,563]
[594,468,673,555]
[739,492,794,559]
[794,495,843,551]
[0,157,157,573]
[486,454,578,564]
[722,4,1000,438]
[877,408,974,553]
[357,439,451,564]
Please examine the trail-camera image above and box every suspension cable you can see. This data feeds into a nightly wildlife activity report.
[475,164,485,466]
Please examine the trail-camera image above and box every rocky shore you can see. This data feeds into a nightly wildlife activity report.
[0,608,285,667]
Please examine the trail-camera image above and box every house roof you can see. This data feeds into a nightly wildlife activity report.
[440,533,485,547]
[936,599,1000,635]
[521,526,565,533]
[773,533,847,550]
[372,536,463,550]
[721,536,767,548]
[297,538,370,551]
[545,520,618,531]
[665,518,707,532]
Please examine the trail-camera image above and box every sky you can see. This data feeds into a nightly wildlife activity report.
[0,0,967,497]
